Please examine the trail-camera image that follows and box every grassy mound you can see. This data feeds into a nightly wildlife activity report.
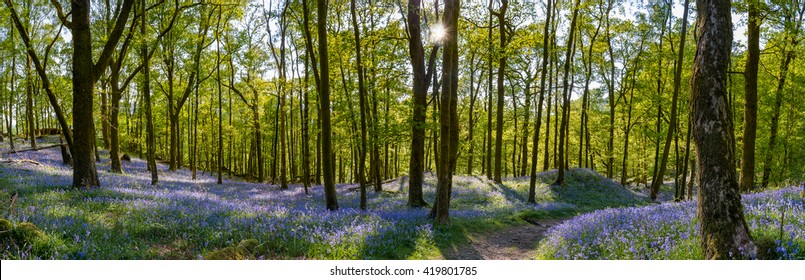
[0,218,69,259]
[505,168,651,213]
[203,239,261,260]
[535,187,805,259]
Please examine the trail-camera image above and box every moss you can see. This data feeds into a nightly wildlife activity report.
[203,239,261,260]
[754,237,779,260]
[133,222,171,239]
[0,219,11,237]
[12,222,46,243]
[203,246,247,260]
[236,239,259,255]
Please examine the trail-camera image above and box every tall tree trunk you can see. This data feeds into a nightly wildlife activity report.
[651,0,690,200]
[73,0,100,186]
[554,0,580,186]
[350,0,368,210]
[301,50,310,193]
[301,0,321,186]
[109,74,123,173]
[680,120,692,199]
[100,81,109,149]
[26,55,36,149]
[140,0,157,185]
[466,51,478,175]
[545,40,557,171]
[493,0,508,183]
[406,0,437,207]
[215,8,224,185]
[371,76,382,191]
[519,78,531,176]
[578,21,600,168]
[604,0,616,179]
[276,1,289,190]
[529,0,553,203]
[485,0,494,180]
[192,60,200,179]
[432,0,460,225]
[691,0,756,259]
[319,0,338,210]
[739,0,760,193]
[6,19,15,150]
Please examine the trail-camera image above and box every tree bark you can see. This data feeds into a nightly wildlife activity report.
[519,75,531,176]
[466,50,478,175]
[140,0,157,185]
[485,0,494,180]
[432,0,460,225]
[215,7,224,185]
[406,0,437,207]
[493,0,508,183]
[739,0,760,193]
[350,0,368,210]
[578,18,600,168]
[691,0,755,259]
[26,55,36,149]
[604,0,616,179]
[529,0,553,203]
[67,0,134,188]
[554,0,580,186]
[319,0,338,211]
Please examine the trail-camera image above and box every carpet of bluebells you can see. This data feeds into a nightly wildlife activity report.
[535,187,805,259]
[1,137,651,260]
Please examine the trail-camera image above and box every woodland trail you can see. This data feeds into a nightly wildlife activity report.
[442,218,567,260]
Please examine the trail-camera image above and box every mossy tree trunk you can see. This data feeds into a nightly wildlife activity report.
[691,0,756,259]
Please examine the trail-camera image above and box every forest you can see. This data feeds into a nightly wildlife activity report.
[0,0,804,260]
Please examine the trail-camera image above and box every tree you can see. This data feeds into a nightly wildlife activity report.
[406,0,438,207]
[466,49,480,175]
[553,0,580,186]
[107,12,138,173]
[5,0,118,180]
[738,0,760,193]
[691,0,756,259]
[140,0,157,185]
[528,0,553,203]
[350,0,368,210]
[432,0,460,225]
[319,0,338,211]
[485,0,494,180]
[264,0,290,190]
[577,2,601,169]
[301,0,319,193]
[60,0,133,187]
[215,6,224,185]
[650,0,690,200]
[493,0,509,183]
[602,0,617,179]
[760,0,803,189]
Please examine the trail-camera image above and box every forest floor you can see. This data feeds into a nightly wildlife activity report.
[442,218,566,260]
[12,136,796,260]
[6,136,641,260]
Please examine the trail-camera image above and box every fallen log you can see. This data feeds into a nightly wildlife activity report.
[0,159,42,165]
[3,143,67,155]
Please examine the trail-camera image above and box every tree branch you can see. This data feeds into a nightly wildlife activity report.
[49,0,73,29]
[43,23,64,72]
[93,0,135,81]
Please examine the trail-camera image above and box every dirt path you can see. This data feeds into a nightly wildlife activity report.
[442,219,566,260]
